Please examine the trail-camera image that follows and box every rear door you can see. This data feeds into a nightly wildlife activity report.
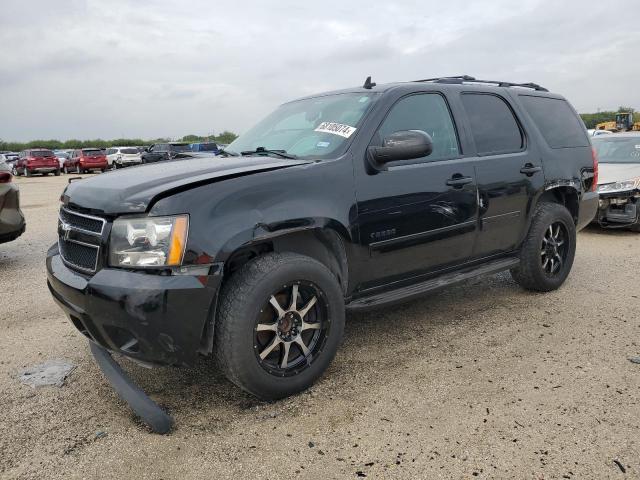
[354,92,478,290]
[457,92,544,257]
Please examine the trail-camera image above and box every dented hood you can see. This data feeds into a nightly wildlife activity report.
[62,156,310,215]
[597,162,640,185]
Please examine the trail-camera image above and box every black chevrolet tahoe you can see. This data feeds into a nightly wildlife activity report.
[47,76,598,432]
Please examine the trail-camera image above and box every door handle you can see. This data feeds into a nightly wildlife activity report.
[446,175,473,188]
[520,163,542,176]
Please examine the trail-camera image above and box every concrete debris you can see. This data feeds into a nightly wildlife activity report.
[19,360,75,388]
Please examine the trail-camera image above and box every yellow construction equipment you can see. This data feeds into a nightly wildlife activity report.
[596,112,640,132]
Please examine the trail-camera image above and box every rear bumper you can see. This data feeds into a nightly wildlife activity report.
[27,166,57,173]
[46,244,221,366]
[116,158,142,165]
[577,190,599,231]
[80,163,108,170]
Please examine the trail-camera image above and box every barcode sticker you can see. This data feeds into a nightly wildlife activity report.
[314,122,357,138]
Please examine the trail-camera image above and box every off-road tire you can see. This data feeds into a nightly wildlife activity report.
[511,202,576,292]
[214,252,345,400]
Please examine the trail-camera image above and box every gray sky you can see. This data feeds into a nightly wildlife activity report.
[1,0,639,141]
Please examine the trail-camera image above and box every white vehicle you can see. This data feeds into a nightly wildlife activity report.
[53,150,71,169]
[587,129,613,137]
[106,147,142,169]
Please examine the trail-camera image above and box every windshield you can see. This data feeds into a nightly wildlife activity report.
[593,136,640,164]
[171,144,191,153]
[227,92,377,159]
[195,143,218,151]
[31,150,55,157]
[83,149,103,156]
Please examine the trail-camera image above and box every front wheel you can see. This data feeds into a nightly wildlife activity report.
[511,202,576,292]
[25,168,31,177]
[214,252,345,400]
[63,166,68,174]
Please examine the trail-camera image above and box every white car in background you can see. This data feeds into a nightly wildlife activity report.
[53,150,71,169]
[587,129,613,137]
[106,147,142,169]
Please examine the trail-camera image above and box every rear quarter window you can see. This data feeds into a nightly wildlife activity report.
[519,95,589,149]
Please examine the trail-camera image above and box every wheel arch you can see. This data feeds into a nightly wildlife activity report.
[220,222,352,297]
[536,186,580,224]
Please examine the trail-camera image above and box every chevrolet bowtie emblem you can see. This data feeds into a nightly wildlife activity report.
[60,222,72,241]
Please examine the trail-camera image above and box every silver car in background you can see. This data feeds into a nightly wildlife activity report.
[592,132,640,231]
[0,163,25,244]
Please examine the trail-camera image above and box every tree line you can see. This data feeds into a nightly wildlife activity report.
[0,131,238,152]
[579,107,636,129]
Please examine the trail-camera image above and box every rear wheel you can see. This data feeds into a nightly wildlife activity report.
[12,166,18,176]
[63,166,68,174]
[511,202,576,292]
[54,169,61,176]
[214,252,345,400]
[76,165,81,174]
[25,168,31,177]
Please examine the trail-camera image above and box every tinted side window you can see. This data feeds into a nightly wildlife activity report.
[377,93,460,162]
[460,93,523,155]
[519,95,589,148]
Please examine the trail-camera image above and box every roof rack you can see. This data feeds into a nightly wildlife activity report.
[413,75,548,92]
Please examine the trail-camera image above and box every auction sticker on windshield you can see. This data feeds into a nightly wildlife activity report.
[314,122,357,138]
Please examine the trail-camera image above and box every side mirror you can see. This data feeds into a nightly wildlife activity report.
[367,130,433,169]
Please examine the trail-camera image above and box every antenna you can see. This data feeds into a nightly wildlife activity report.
[363,76,376,89]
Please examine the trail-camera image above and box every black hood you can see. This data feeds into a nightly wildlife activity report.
[62,156,311,215]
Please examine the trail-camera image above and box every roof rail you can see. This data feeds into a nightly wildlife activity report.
[413,75,548,92]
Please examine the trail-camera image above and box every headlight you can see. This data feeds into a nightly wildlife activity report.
[109,215,188,267]
[598,177,640,193]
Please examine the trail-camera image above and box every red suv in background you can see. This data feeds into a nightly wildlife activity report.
[63,148,108,174]
[15,149,60,177]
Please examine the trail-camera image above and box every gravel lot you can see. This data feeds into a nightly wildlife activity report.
[1,174,639,479]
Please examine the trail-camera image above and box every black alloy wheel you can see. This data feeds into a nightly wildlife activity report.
[540,222,568,276]
[254,282,329,376]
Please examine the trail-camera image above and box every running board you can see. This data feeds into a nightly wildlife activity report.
[89,341,174,434]
[346,257,520,311]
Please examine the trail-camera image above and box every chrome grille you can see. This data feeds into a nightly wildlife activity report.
[58,207,106,273]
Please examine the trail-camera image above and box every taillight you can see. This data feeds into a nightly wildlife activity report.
[0,172,12,183]
[591,147,599,192]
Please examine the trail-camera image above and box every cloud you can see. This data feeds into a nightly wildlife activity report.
[0,0,639,141]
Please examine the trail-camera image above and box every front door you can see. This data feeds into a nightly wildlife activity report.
[354,92,478,291]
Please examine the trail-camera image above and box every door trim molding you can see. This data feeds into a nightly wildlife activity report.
[370,220,476,254]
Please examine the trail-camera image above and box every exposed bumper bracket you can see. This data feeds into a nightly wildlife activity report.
[90,341,174,434]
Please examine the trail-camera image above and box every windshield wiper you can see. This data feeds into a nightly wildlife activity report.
[217,149,240,157]
[240,147,297,159]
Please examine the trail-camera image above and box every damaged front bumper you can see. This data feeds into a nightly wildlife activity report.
[46,243,222,432]
[595,190,640,228]
[46,243,221,366]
